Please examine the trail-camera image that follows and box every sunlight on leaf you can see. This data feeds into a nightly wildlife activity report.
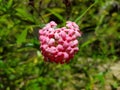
[7,0,13,9]
[16,29,27,45]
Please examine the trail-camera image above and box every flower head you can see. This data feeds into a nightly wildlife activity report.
[39,21,82,64]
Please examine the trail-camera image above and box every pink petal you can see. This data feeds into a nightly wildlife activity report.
[39,29,43,35]
[70,40,78,47]
[66,35,72,42]
[56,52,64,62]
[73,47,79,52]
[41,44,48,50]
[66,46,72,52]
[60,31,66,40]
[48,46,58,54]
[63,52,69,59]
[66,21,74,29]
[50,21,57,28]
[57,44,64,51]
[71,35,76,40]
[54,32,60,39]
[72,22,79,28]
[63,41,69,48]
[69,49,74,54]
[75,31,81,37]
[48,38,55,45]
[68,29,75,36]
[58,38,64,44]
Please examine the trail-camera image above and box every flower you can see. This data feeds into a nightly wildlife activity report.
[39,21,82,64]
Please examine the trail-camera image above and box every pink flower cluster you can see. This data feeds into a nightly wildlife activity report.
[39,21,81,64]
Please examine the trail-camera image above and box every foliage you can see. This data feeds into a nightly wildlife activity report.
[0,0,120,90]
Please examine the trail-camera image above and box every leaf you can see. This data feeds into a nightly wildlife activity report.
[16,8,34,22]
[0,0,2,3]
[16,29,27,45]
[46,8,65,22]
[49,8,65,13]
[75,1,97,23]
[0,60,6,68]
[81,37,96,48]
[7,0,13,9]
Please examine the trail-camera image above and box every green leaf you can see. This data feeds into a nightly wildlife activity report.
[16,29,27,45]
[49,8,65,13]
[7,0,13,9]
[75,1,97,23]
[81,37,96,48]
[0,0,2,3]
[16,8,34,22]
[0,60,6,68]
[46,8,65,22]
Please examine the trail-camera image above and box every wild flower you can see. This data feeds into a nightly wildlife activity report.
[39,21,81,64]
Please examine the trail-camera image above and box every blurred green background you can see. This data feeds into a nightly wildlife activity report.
[0,0,120,90]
